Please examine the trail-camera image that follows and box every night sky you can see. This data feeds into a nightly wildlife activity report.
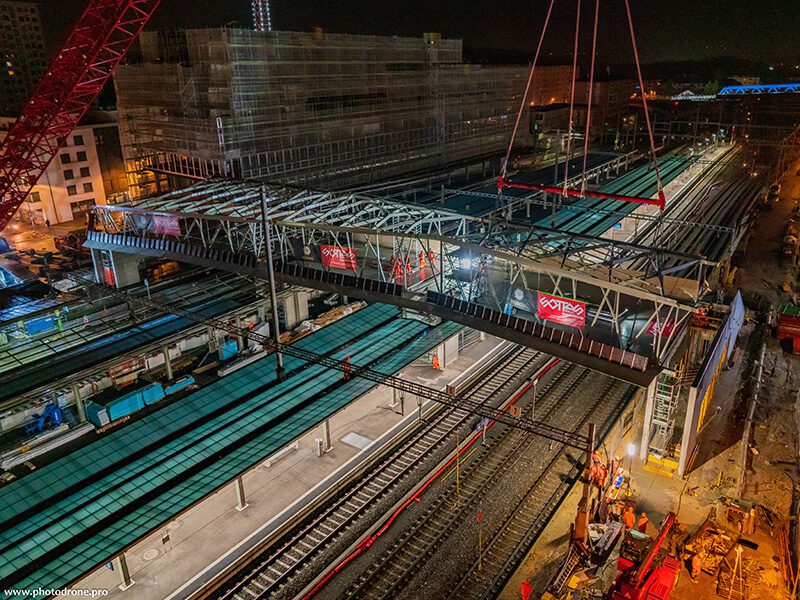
[43,1,800,65]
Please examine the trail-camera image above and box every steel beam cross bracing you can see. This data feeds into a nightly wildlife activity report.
[72,275,590,450]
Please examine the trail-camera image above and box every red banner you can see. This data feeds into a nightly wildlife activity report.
[153,215,180,236]
[537,292,586,329]
[321,245,358,270]
[647,318,676,338]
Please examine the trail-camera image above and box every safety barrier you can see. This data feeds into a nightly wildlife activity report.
[426,291,649,372]
[277,262,404,298]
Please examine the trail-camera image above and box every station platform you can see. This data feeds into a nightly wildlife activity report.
[71,328,500,599]
[0,273,257,406]
[0,303,476,594]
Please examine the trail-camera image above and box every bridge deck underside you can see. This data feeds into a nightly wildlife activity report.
[85,233,662,386]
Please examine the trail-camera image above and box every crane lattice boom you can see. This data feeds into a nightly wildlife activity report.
[0,0,160,232]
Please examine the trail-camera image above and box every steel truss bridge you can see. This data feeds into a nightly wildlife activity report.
[85,180,724,386]
[718,83,800,96]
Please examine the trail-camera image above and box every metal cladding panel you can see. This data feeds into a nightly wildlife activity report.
[680,291,745,475]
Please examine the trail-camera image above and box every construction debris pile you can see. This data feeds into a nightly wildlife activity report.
[685,519,737,575]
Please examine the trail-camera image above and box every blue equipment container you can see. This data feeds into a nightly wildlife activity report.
[106,389,145,421]
[140,382,166,406]
[85,401,109,427]
[25,315,55,335]
[218,339,239,361]
[163,376,195,396]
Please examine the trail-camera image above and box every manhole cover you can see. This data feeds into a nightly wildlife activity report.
[142,549,159,561]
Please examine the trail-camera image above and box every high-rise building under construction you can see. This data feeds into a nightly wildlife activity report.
[114,28,572,195]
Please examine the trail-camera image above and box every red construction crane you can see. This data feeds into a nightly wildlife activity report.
[0,0,160,233]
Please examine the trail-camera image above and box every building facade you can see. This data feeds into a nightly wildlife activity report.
[114,28,572,195]
[574,79,634,137]
[0,0,46,117]
[1,112,128,225]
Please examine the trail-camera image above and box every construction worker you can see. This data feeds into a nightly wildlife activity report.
[622,506,636,531]
[690,551,704,583]
[432,355,441,370]
[393,259,403,279]
[637,512,649,533]
[428,250,436,266]
[598,463,608,489]
[418,251,425,268]
[343,356,351,381]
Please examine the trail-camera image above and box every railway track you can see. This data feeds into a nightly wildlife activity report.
[334,364,595,600]
[210,345,550,600]
[446,382,635,600]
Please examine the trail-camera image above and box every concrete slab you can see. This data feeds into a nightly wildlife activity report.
[340,432,373,450]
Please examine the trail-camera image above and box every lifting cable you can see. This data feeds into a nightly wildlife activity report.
[580,0,601,197]
[624,0,666,208]
[561,0,582,193]
[501,0,556,180]
[499,0,668,212]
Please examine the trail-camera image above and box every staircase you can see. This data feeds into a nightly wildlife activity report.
[548,542,585,596]
[650,373,679,456]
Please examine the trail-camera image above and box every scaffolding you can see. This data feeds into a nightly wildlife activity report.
[114,29,573,196]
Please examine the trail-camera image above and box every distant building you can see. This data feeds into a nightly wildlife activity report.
[0,111,128,225]
[730,75,760,87]
[0,0,46,117]
[530,79,633,139]
[530,103,572,135]
[575,79,634,137]
[114,29,573,195]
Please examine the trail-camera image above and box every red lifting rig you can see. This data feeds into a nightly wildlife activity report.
[608,512,681,600]
[496,176,667,210]
[499,0,667,212]
[0,0,161,232]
